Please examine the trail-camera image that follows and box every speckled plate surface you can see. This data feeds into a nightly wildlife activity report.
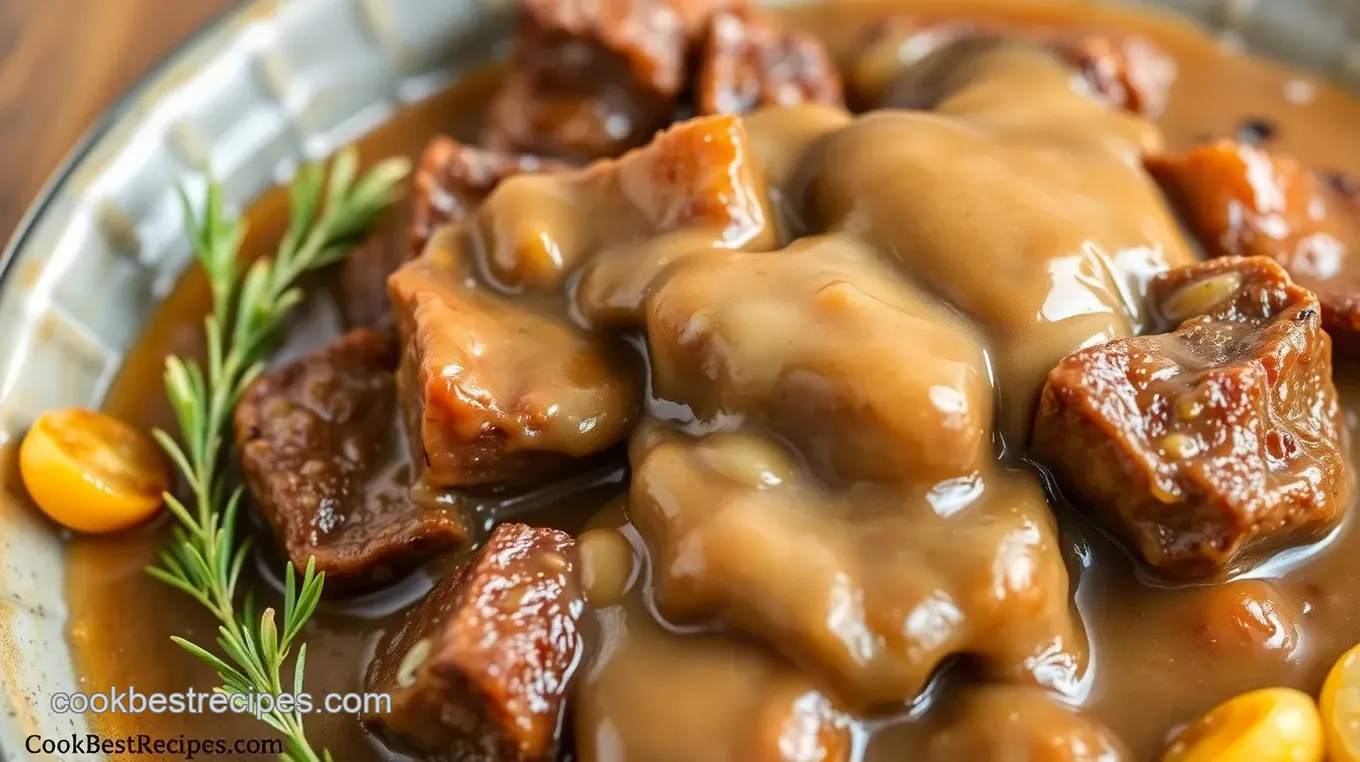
[0,0,1355,759]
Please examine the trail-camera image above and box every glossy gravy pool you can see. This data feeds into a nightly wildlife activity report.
[53,1,1360,760]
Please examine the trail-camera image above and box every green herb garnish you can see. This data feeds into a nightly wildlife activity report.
[146,147,410,762]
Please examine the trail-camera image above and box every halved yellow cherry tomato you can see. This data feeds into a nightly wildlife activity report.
[1161,687,1323,762]
[19,409,169,533]
[1321,642,1360,761]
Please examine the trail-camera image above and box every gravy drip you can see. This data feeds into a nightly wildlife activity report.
[50,2,1360,761]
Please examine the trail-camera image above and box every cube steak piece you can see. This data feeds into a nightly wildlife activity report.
[338,138,565,330]
[338,232,407,330]
[1146,140,1360,345]
[695,9,844,116]
[1032,257,1349,579]
[389,115,770,488]
[922,686,1130,762]
[365,523,584,762]
[234,328,467,593]
[484,0,743,161]
[850,15,1175,117]
[408,137,570,261]
[389,254,640,488]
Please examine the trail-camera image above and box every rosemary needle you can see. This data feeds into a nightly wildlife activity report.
[145,147,410,762]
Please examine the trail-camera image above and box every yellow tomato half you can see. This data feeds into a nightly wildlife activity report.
[1162,687,1323,762]
[1322,642,1360,761]
[19,409,169,533]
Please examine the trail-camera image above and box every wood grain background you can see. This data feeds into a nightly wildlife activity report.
[0,0,232,242]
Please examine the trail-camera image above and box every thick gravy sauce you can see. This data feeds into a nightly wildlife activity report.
[56,2,1360,760]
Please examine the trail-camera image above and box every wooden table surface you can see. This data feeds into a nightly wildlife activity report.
[0,0,232,243]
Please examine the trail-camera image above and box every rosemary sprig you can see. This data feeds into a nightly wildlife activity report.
[145,147,410,762]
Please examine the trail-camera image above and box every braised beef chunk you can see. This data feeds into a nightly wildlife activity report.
[391,116,776,488]
[629,424,1082,708]
[1324,168,1360,201]
[483,61,671,163]
[695,10,844,115]
[234,328,466,593]
[409,137,568,260]
[1033,257,1349,579]
[847,16,972,104]
[389,254,638,488]
[480,110,774,300]
[850,16,1174,116]
[644,238,990,487]
[598,113,770,238]
[572,114,776,324]
[922,686,1129,762]
[809,40,1188,443]
[339,140,565,330]
[1058,33,1175,118]
[1190,579,1302,660]
[576,593,853,762]
[1146,140,1360,338]
[364,523,583,762]
[485,0,741,160]
[521,0,693,96]
[339,232,406,329]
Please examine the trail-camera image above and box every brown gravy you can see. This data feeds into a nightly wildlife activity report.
[54,2,1360,760]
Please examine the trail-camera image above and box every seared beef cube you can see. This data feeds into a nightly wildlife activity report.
[921,686,1129,762]
[1323,169,1360,202]
[484,60,672,163]
[365,523,583,762]
[630,425,1081,708]
[471,116,774,296]
[572,114,776,325]
[695,10,844,115]
[338,139,564,330]
[520,0,715,96]
[644,239,990,487]
[339,232,406,329]
[847,16,974,105]
[409,137,568,260]
[807,41,1190,442]
[1146,141,1354,261]
[577,594,853,762]
[850,16,1174,117]
[391,116,771,487]
[484,114,772,299]
[389,254,638,488]
[1189,579,1302,661]
[600,114,770,236]
[485,0,741,160]
[1033,257,1349,578]
[1062,33,1175,118]
[235,328,467,593]
[1146,140,1360,340]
